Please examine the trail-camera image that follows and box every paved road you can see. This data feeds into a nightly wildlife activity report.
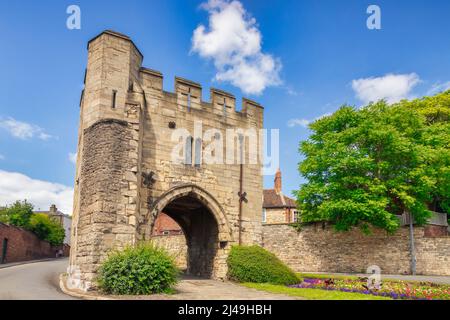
[100,276,297,300]
[0,258,75,300]
[3,258,449,300]
[3,258,294,300]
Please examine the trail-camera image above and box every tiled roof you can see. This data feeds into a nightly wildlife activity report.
[263,189,297,208]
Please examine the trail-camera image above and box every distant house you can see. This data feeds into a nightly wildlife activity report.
[151,169,299,234]
[262,169,298,224]
[152,212,183,236]
[34,205,72,245]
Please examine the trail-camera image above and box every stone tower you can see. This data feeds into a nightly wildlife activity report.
[69,30,264,291]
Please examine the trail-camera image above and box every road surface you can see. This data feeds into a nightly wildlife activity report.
[0,258,75,300]
[0,258,294,300]
[2,258,449,300]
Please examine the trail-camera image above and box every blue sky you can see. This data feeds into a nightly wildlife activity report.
[1,0,450,214]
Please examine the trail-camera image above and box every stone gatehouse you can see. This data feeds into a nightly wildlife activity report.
[69,30,264,290]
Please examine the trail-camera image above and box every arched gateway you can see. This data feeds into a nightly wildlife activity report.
[68,31,264,291]
[145,184,232,278]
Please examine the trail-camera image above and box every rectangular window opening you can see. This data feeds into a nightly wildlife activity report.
[112,90,117,109]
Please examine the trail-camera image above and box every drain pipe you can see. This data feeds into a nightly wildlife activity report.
[237,135,248,246]
[408,211,417,275]
[238,163,243,245]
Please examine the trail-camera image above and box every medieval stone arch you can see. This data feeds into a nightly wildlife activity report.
[146,184,233,242]
[69,30,263,290]
[144,184,234,278]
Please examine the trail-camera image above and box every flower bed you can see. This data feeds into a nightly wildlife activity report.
[288,277,450,300]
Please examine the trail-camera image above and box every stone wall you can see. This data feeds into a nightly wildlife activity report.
[262,223,450,276]
[70,30,264,290]
[151,234,187,270]
[0,223,64,263]
[264,208,289,224]
[71,118,139,289]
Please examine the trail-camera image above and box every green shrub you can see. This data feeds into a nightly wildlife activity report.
[227,245,300,285]
[98,243,179,295]
[29,214,65,246]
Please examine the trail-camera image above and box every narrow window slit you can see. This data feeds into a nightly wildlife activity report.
[187,88,192,111]
[112,90,117,109]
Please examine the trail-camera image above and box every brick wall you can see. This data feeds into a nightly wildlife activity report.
[152,213,183,236]
[0,223,61,264]
[262,223,450,276]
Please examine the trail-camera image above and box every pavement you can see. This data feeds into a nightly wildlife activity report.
[0,258,76,300]
[2,258,450,300]
[61,274,298,300]
[2,258,294,300]
[173,276,297,300]
[109,276,298,300]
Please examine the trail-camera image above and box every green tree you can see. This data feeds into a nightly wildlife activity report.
[29,214,65,246]
[295,91,450,233]
[0,200,34,228]
[400,91,450,213]
[0,200,65,246]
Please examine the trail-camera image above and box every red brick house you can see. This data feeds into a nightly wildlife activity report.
[152,169,299,234]
[262,169,298,224]
[152,213,183,236]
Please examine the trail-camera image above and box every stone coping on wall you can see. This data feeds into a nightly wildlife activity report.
[262,223,450,276]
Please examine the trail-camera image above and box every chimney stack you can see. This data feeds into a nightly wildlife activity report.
[50,204,57,214]
[274,168,282,194]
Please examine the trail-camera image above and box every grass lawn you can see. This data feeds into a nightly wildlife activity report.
[297,273,415,283]
[242,283,391,300]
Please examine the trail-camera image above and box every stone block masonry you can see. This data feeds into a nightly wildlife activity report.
[151,234,187,270]
[262,223,450,276]
[69,30,264,290]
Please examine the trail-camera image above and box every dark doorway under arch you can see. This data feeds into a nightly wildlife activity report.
[155,195,219,278]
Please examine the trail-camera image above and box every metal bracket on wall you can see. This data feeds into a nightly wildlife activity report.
[238,191,248,203]
[142,170,156,188]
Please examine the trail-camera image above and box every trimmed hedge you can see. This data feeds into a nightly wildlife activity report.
[227,245,300,285]
[98,243,179,295]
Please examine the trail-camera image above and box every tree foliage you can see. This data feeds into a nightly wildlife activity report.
[0,200,34,228]
[295,91,450,233]
[0,200,65,246]
[29,214,65,246]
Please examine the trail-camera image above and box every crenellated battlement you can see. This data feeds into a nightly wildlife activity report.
[86,30,263,122]
[138,68,263,118]
[138,67,263,115]
[71,30,265,290]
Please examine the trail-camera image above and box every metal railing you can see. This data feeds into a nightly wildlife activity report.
[397,211,448,227]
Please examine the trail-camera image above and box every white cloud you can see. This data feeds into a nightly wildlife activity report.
[0,170,74,215]
[288,113,332,128]
[351,73,420,104]
[0,117,53,140]
[287,118,310,128]
[426,81,450,96]
[191,0,281,95]
[286,86,300,96]
[0,154,4,160]
[69,152,77,164]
